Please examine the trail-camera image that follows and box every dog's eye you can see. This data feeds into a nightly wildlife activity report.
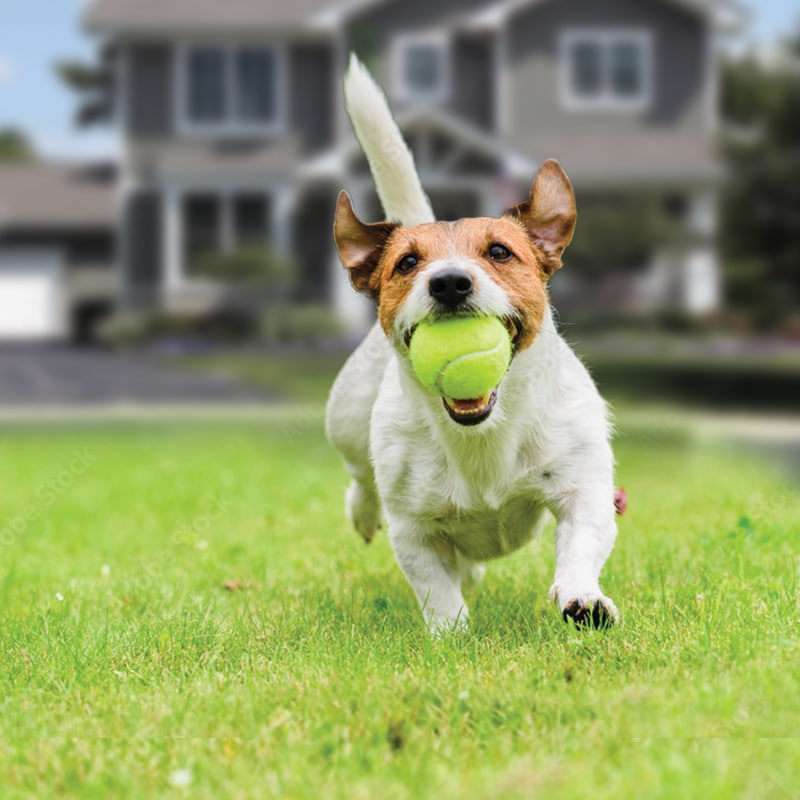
[395,254,419,275]
[488,243,513,263]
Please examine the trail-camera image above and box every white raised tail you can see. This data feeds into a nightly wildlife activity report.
[343,53,435,227]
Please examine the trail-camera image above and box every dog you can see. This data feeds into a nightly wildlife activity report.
[326,56,618,633]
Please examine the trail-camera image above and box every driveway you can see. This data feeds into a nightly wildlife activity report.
[0,345,267,406]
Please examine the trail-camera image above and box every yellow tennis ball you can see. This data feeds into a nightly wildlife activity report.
[408,317,512,399]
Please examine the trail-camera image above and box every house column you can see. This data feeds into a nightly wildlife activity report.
[163,186,182,295]
[682,189,720,315]
[271,186,296,259]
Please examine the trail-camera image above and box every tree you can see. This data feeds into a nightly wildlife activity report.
[0,128,35,162]
[54,45,114,128]
[720,33,800,330]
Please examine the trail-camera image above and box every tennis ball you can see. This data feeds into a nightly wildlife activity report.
[408,316,512,399]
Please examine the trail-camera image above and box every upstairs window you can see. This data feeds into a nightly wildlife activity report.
[392,34,450,103]
[180,45,283,134]
[187,48,226,124]
[236,49,278,124]
[560,30,652,112]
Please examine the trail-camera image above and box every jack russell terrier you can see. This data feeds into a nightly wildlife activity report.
[326,56,618,633]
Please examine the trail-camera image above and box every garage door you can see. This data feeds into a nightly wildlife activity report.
[0,249,65,340]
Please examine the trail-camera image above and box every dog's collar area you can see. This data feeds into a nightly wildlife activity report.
[443,390,497,426]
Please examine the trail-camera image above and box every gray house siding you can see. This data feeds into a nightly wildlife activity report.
[125,44,174,138]
[508,0,709,138]
[124,191,163,304]
[123,39,335,156]
[453,34,495,132]
[347,0,495,117]
[289,42,336,154]
[292,189,336,302]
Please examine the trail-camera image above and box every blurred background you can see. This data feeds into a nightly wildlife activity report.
[0,0,797,413]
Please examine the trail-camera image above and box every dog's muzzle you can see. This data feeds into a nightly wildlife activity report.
[442,391,498,426]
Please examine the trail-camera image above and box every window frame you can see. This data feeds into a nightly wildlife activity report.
[391,32,451,105]
[559,29,653,113]
[177,188,273,284]
[176,42,287,137]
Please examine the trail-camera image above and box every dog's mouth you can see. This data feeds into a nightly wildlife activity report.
[442,390,497,426]
[403,315,520,427]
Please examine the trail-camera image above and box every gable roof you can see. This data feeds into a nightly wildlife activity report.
[82,0,383,34]
[0,163,115,231]
[462,0,745,32]
[84,0,745,35]
[299,105,538,184]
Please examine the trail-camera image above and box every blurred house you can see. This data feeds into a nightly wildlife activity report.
[0,162,116,340]
[0,0,745,341]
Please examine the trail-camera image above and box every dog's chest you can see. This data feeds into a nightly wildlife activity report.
[396,439,548,561]
[433,494,546,561]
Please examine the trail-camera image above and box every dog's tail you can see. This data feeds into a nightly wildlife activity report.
[343,53,435,227]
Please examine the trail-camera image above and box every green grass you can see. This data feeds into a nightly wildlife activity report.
[0,414,798,798]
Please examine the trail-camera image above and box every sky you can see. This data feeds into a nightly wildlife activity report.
[0,0,798,161]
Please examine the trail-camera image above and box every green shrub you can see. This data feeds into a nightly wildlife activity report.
[261,304,345,347]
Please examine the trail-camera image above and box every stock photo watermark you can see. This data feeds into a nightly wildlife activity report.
[0,448,98,549]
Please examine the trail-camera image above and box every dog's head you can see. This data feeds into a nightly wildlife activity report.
[333,159,576,426]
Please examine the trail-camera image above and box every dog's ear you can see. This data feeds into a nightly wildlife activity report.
[334,191,397,298]
[505,159,576,276]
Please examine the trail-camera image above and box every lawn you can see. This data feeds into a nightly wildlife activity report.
[0,412,798,798]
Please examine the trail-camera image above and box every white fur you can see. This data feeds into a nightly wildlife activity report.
[327,57,618,633]
[343,53,435,226]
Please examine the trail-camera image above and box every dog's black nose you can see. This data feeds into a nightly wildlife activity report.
[429,269,473,309]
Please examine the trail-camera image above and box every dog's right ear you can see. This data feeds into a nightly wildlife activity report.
[334,191,397,298]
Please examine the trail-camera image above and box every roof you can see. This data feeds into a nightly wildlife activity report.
[84,0,746,35]
[299,105,538,184]
[0,163,116,231]
[463,0,745,32]
[82,0,383,34]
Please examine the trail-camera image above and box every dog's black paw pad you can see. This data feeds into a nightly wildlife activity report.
[562,599,616,629]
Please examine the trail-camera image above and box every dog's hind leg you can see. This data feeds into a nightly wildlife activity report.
[326,322,391,542]
[344,469,382,543]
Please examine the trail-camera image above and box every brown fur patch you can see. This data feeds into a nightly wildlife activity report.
[372,217,551,353]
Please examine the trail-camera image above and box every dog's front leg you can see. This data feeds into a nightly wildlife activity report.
[387,518,468,635]
[549,492,618,628]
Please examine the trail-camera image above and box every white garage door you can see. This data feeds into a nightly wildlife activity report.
[0,249,65,340]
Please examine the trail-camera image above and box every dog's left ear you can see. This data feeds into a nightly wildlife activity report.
[334,190,397,298]
[505,159,577,276]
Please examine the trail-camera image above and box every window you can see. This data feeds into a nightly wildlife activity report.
[186,48,226,124]
[235,49,278,124]
[392,34,450,103]
[232,195,269,246]
[560,30,652,112]
[180,45,284,134]
[181,192,271,278]
[183,194,222,275]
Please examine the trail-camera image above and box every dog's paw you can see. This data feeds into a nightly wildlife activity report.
[561,597,617,629]
[549,583,618,629]
[346,480,382,543]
